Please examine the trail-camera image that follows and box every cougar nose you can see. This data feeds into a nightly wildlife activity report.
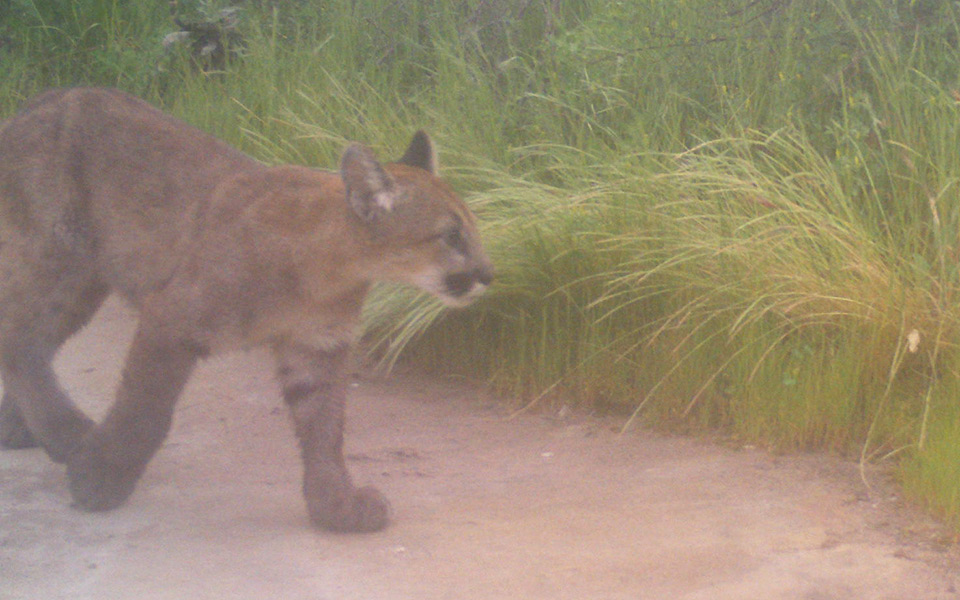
[444,267,493,299]
[477,266,494,287]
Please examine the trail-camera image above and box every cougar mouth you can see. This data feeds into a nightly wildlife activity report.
[441,268,493,306]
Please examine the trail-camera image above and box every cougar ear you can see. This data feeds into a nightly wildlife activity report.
[340,143,397,221]
[397,130,438,175]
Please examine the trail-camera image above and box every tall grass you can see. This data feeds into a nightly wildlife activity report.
[3,0,960,527]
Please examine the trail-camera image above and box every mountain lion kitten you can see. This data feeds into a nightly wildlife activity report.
[0,88,492,532]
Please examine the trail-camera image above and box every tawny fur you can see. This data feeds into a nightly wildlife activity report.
[0,88,492,532]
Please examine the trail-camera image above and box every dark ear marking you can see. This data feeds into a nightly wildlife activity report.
[397,130,438,175]
[340,144,396,221]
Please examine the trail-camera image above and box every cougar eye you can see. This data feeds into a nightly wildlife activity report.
[441,227,467,254]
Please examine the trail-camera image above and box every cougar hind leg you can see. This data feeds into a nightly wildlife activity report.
[0,391,37,449]
[0,264,109,463]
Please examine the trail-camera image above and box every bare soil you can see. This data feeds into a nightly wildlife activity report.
[2,297,959,600]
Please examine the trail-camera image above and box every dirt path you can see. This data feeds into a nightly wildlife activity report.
[2,297,959,600]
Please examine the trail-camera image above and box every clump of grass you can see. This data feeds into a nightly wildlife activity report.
[362,2,960,522]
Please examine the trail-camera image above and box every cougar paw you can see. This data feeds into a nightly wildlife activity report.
[66,445,140,512]
[308,485,391,533]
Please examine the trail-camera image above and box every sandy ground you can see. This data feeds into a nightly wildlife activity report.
[2,297,959,600]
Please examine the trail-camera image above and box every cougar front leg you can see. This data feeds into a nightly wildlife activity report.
[0,347,95,462]
[275,342,389,533]
[67,323,200,511]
